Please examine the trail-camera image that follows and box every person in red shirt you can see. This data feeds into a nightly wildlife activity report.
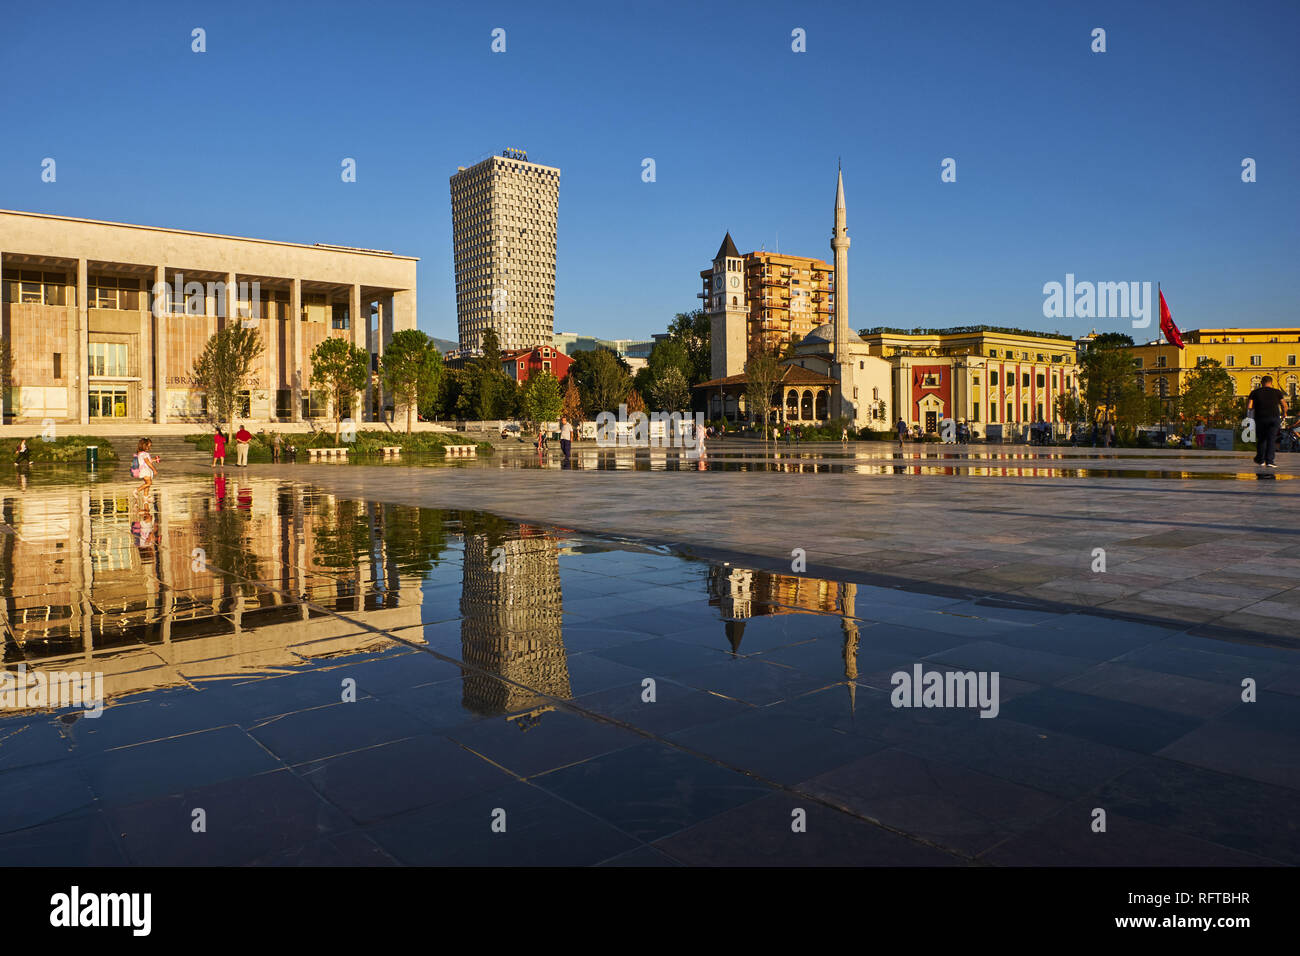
[234,425,253,467]
[212,429,227,468]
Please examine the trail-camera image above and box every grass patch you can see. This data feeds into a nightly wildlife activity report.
[2,435,119,464]
[184,429,492,462]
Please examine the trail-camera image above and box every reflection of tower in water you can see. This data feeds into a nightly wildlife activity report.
[709,565,859,703]
[459,529,569,717]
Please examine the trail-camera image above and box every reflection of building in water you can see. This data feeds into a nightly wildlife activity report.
[709,565,859,701]
[0,482,423,708]
[459,528,569,717]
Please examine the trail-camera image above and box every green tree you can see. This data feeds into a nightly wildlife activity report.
[464,328,516,419]
[666,310,712,384]
[380,329,444,433]
[1181,358,1237,427]
[650,366,690,412]
[743,347,782,433]
[1080,336,1142,431]
[309,336,370,440]
[192,325,265,428]
[570,349,631,415]
[520,370,563,428]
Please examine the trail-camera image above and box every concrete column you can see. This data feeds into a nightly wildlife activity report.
[77,259,90,425]
[349,284,362,423]
[224,271,236,329]
[363,296,375,422]
[290,278,302,421]
[153,265,167,424]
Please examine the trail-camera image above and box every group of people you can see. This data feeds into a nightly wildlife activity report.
[210,426,255,467]
[535,417,575,462]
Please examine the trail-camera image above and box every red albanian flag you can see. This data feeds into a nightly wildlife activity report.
[1159,289,1185,349]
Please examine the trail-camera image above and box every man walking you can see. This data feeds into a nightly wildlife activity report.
[234,423,253,467]
[559,415,573,463]
[1247,375,1287,469]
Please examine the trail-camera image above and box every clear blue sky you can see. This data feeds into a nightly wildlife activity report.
[2,0,1296,343]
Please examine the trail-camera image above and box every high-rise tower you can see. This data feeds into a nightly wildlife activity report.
[450,148,560,352]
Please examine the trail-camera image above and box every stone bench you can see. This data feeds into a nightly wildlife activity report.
[444,444,477,457]
[380,446,402,457]
[306,447,350,461]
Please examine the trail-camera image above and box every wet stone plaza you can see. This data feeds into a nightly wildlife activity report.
[1,444,1298,866]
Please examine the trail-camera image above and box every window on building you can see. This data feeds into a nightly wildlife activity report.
[972,402,980,422]
[1289,355,1297,366]
[990,371,998,386]
[1006,402,1014,422]
[1021,373,1029,387]
[89,275,141,311]
[989,403,997,423]
[1036,374,1045,388]
[973,374,980,385]
[275,389,292,419]
[53,353,62,379]
[1250,355,1262,366]
[87,342,128,377]
[1288,376,1298,400]
[4,270,70,306]
[1227,355,1235,366]
[331,302,350,330]
[1134,357,1143,368]
[88,385,128,418]
[1156,355,1167,368]
[303,390,327,419]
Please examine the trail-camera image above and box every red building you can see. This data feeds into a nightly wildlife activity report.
[500,345,572,383]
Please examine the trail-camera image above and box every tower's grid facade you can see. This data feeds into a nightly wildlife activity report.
[450,150,559,353]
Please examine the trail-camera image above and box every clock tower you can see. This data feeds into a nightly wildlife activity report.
[707,232,748,379]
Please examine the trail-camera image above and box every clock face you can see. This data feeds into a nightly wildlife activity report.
[729,276,740,289]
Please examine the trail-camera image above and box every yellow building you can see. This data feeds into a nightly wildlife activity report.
[858,327,1079,434]
[699,245,834,356]
[1129,328,1300,411]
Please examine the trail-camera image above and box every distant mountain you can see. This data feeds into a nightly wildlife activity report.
[431,337,458,353]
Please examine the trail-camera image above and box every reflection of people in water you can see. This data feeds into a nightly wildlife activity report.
[131,504,156,550]
[237,483,252,510]
[214,473,227,509]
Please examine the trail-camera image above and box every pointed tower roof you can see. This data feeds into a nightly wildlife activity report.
[835,168,845,211]
[714,232,740,261]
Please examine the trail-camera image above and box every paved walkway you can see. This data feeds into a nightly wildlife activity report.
[174,441,1300,646]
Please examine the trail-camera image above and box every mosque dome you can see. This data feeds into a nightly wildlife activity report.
[802,322,863,346]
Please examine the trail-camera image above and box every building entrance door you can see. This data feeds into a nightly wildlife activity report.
[925,411,937,434]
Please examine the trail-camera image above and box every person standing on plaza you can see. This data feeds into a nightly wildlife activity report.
[212,429,227,468]
[1194,419,1206,449]
[559,416,573,462]
[897,417,908,446]
[271,432,282,463]
[1247,375,1287,468]
[14,438,31,467]
[234,423,253,467]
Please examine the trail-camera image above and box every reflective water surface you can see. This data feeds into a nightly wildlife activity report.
[1,474,1296,866]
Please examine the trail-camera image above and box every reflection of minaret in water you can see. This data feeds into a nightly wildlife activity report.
[459,529,569,717]
[840,581,859,713]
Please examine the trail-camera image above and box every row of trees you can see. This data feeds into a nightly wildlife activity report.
[423,311,715,426]
[192,325,445,437]
[1064,332,1241,432]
